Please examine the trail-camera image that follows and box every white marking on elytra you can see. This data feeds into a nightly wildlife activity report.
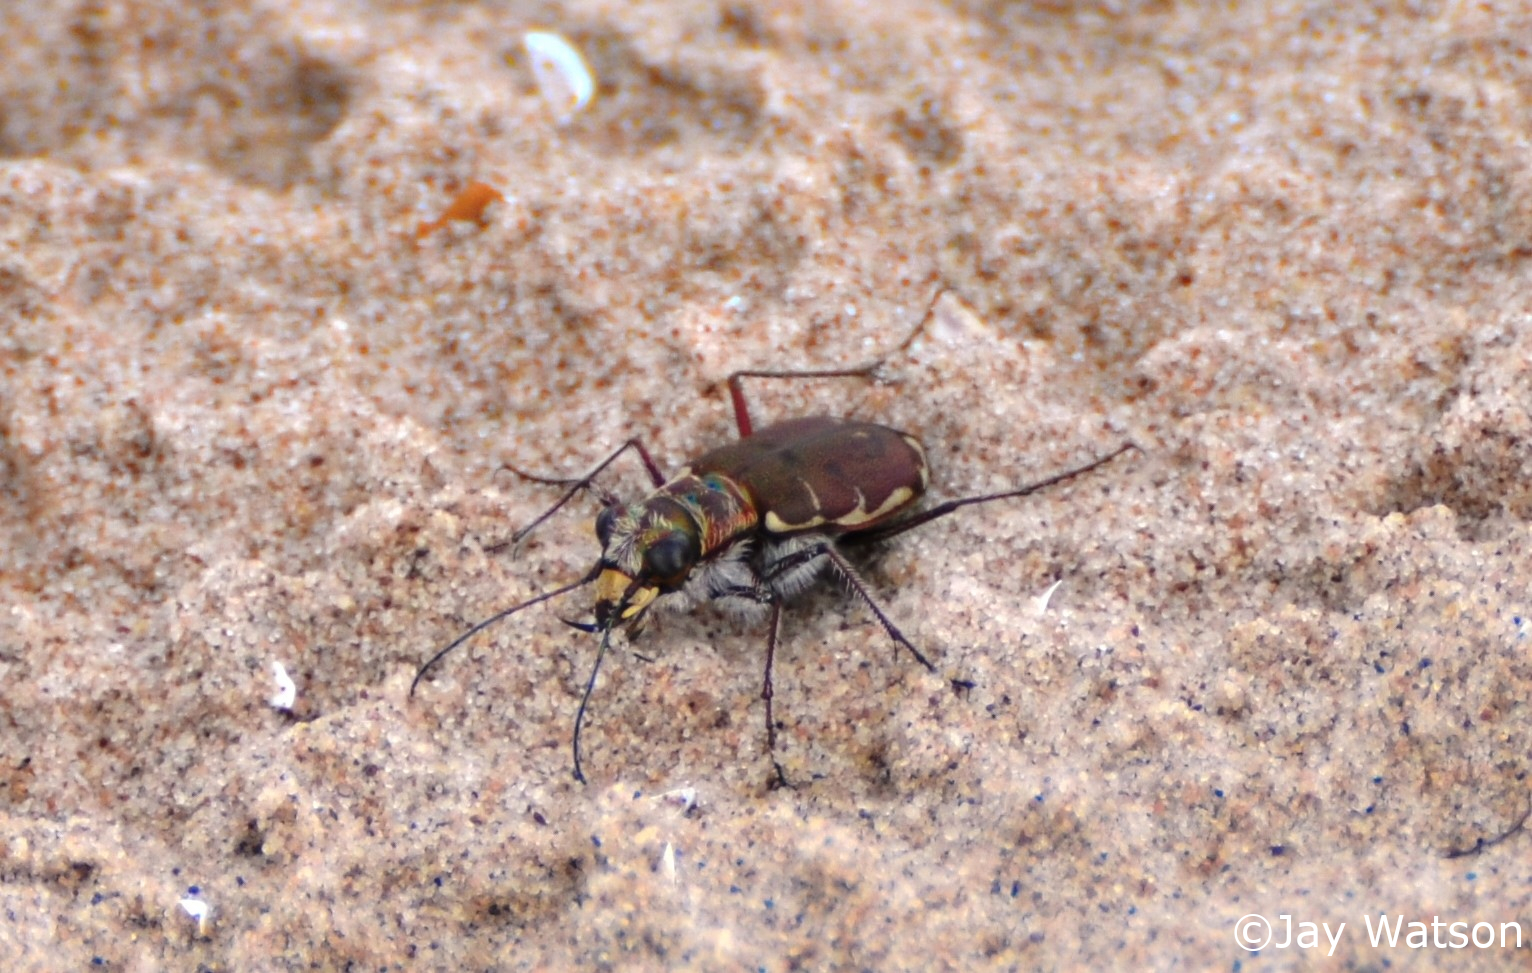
[902,435,930,491]
[764,508,826,533]
[762,481,916,534]
[801,478,822,516]
[831,485,915,528]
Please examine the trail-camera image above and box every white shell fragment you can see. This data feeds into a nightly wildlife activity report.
[523,31,595,124]
[1032,579,1064,615]
[931,292,994,346]
[656,786,698,812]
[661,841,677,883]
[179,895,210,934]
[270,660,297,711]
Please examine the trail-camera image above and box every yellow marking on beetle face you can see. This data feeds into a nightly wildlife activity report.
[595,568,632,605]
[595,568,658,620]
[621,586,659,618]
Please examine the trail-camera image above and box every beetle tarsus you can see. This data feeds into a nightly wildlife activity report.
[762,598,783,746]
[720,286,948,439]
[768,758,793,791]
[1442,794,1531,859]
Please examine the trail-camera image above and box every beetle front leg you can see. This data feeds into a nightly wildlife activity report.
[498,436,670,546]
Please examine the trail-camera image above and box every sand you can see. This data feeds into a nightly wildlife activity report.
[2,0,1530,969]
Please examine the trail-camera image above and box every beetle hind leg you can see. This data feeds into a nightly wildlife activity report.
[767,538,936,673]
[720,284,947,439]
[760,534,832,598]
[819,544,937,671]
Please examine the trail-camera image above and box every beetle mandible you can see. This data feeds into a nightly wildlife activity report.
[410,293,1136,784]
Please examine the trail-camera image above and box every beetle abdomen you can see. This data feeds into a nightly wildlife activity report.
[689,416,929,536]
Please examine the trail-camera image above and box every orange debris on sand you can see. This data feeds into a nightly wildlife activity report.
[415,182,506,239]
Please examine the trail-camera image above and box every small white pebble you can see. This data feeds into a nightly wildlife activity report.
[179,896,210,934]
[656,786,698,812]
[523,31,595,124]
[1032,579,1064,615]
[270,661,297,711]
[661,841,677,883]
[931,295,992,345]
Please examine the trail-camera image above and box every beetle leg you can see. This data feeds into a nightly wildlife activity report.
[721,285,947,439]
[724,364,888,439]
[762,598,792,790]
[841,442,1138,548]
[758,536,932,668]
[806,543,936,672]
[760,538,829,591]
[499,436,669,547]
[693,579,792,786]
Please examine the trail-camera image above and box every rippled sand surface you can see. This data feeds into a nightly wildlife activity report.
[3,2,1529,968]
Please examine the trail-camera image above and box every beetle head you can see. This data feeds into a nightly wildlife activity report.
[592,497,702,630]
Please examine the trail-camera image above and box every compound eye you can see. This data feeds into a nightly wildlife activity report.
[643,532,696,584]
[594,505,619,547]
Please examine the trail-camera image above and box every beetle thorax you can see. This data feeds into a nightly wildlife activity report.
[659,472,759,555]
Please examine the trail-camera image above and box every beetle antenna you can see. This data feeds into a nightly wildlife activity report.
[571,624,616,784]
[410,564,602,696]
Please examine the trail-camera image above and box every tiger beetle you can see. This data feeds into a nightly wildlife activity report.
[410,293,1137,785]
